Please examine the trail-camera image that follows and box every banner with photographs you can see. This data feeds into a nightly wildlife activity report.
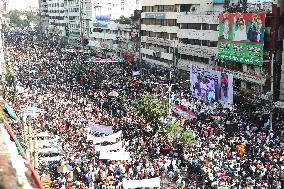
[190,65,221,102]
[218,13,266,65]
[220,73,234,104]
[190,65,233,104]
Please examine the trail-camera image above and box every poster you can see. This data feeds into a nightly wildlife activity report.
[88,122,113,135]
[218,13,266,65]
[190,65,221,102]
[220,73,234,104]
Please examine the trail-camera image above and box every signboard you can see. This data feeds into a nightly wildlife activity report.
[145,13,165,19]
[218,13,266,65]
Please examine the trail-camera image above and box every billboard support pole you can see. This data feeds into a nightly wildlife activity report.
[271,53,274,95]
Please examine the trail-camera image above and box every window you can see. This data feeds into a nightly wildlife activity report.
[149,31,155,37]
[136,0,139,4]
[210,24,218,31]
[188,23,201,30]
[201,40,210,46]
[201,23,209,30]
[170,33,177,40]
[180,23,188,29]
[209,41,218,47]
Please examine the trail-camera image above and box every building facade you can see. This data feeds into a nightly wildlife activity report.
[64,0,92,46]
[92,0,141,21]
[47,0,66,36]
[39,0,49,32]
[140,0,223,69]
[88,20,138,62]
[140,0,284,98]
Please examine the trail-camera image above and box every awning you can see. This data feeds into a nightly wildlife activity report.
[4,102,18,120]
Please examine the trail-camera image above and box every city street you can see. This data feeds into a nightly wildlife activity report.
[1,25,283,189]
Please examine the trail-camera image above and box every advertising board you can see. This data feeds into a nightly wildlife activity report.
[218,13,266,65]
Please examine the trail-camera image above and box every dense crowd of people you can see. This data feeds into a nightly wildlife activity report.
[2,27,284,189]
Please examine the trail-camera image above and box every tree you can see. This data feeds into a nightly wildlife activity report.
[165,119,182,141]
[6,10,39,27]
[134,93,168,124]
[6,10,22,27]
[181,129,195,146]
[116,15,131,24]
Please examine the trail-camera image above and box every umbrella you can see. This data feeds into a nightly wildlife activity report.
[57,164,73,173]
[108,91,119,97]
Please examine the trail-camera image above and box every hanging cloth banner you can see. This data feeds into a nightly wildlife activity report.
[95,141,123,152]
[88,130,122,144]
[122,177,161,189]
[88,122,113,135]
[172,105,196,120]
[99,150,130,161]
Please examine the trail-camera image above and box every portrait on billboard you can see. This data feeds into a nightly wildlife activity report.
[190,65,221,103]
[247,14,264,42]
[218,13,266,65]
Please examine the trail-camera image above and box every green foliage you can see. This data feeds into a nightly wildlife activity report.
[6,10,39,27]
[165,119,182,140]
[135,93,168,123]
[5,67,13,85]
[0,113,3,123]
[116,15,131,24]
[181,130,195,145]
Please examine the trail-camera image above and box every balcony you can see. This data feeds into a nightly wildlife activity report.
[141,12,178,19]
[141,36,177,47]
[177,29,218,41]
[178,44,217,58]
[177,59,210,71]
[177,14,219,24]
[90,32,117,40]
[141,24,178,33]
[141,47,173,60]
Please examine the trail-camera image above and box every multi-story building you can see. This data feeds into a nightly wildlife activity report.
[47,0,66,37]
[140,0,284,98]
[88,21,138,61]
[140,0,223,69]
[64,0,92,46]
[215,1,284,99]
[39,0,49,32]
[92,0,141,21]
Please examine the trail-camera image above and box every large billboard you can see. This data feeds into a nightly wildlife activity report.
[218,13,266,65]
[190,65,233,104]
[190,65,221,102]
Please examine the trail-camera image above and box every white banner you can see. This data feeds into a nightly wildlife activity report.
[88,130,122,144]
[95,141,123,152]
[123,177,160,189]
[99,150,130,161]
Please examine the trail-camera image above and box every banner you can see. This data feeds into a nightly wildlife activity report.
[172,105,196,120]
[95,141,123,152]
[99,151,130,161]
[220,73,234,104]
[218,12,266,65]
[190,65,221,102]
[88,122,113,135]
[123,177,160,189]
[88,130,122,144]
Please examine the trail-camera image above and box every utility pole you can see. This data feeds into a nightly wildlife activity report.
[79,0,83,49]
[168,70,172,117]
